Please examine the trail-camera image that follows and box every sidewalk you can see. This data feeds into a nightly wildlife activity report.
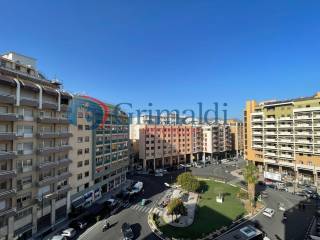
[39,180,132,240]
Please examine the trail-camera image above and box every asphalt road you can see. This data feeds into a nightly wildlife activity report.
[77,172,182,240]
[78,160,316,240]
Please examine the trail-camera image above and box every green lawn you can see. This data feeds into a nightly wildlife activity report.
[159,180,245,239]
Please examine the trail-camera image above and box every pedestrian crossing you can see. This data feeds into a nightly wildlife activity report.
[129,204,152,213]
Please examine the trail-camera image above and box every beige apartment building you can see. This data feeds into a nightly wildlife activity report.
[228,119,244,157]
[68,97,129,213]
[137,123,232,170]
[0,52,72,240]
[244,92,320,189]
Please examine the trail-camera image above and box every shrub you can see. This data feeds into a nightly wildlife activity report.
[177,172,200,192]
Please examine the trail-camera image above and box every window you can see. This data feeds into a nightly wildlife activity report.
[85,148,90,154]
[77,149,83,155]
[77,161,83,167]
[85,136,90,142]
[84,171,89,177]
[78,125,83,130]
[84,183,89,188]
[84,159,89,165]
[77,137,83,143]
[77,173,82,180]
[77,112,84,118]
[85,125,90,130]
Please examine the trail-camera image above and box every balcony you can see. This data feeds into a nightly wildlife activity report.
[56,172,72,181]
[0,151,16,161]
[251,118,263,122]
[0,207,16,217]
[252,145,263,149]
[38,176,57,187]
[265,117,276,122]
[280,146,293,151]
[265,138,276,142]
[295,131,312,136]
[264,158,277,164]
[37,132,60,139]
[42,101,58,110]
[264,152,277,157]
[38,161,57,171]
[0,132,17,141]
[57,158,72,166]
[0,189,16,199]
[279,154,293,159]
[38,145,72,155]
[265,131,276,135]
[278,131,292,136]
[295,140,312,145]
[264,145,277,149]
[57,184,72,194]
[0,170,16,180]
[296,164,314,171]
[265,124,276,128]
[252,125,263,129]
[0,113,18,122]
[279,117,292,121]
[279,138,292,143]
[59,132,73,138]
[0,93,15,104]
[278,161,295,167]
[295,124,312,128]
[278,124,292,128]
[37,116,69,124]
[20,97,38,107]
[295,115,311,120]
[296,148,313,153]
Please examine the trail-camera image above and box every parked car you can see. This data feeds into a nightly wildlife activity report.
[141,198,147,206]
[69,219,88,230]
[61,228,76,238]
[51,236,66,240]
[279,203,285,211]
[263,208,275,218]
[105,198,118,208]
[121,222,134,240]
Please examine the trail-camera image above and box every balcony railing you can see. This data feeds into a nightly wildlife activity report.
[37,116,69,124]
[0,151,16,161]
[0,189,16,199]
[0,113,18,121]
[0,132,17,141]
[0,170,16,179]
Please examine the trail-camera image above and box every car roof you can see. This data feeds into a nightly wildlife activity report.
[63,228,75,232]
[52,236,64,240]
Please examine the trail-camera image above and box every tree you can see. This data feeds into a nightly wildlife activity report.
[243,162,259,213]
[177,172,200,192]
[167,198,187,221]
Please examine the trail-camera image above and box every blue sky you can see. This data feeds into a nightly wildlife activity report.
[1,0,320,119]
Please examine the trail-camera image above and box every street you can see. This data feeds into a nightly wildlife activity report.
[77,172,181,240]
[77,160,316,240]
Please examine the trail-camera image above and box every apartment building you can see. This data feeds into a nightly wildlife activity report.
[244,92,320,189]
[0,52,72,240]
[139,125,194,170]
[202,124,232,160]
[69,96,129,213]
[138,123,232,170]
[228,119,244,157]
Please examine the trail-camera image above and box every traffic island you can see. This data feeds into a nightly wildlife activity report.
[148,179,248,240]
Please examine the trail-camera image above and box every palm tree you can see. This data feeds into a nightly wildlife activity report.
[243,162,259,214]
